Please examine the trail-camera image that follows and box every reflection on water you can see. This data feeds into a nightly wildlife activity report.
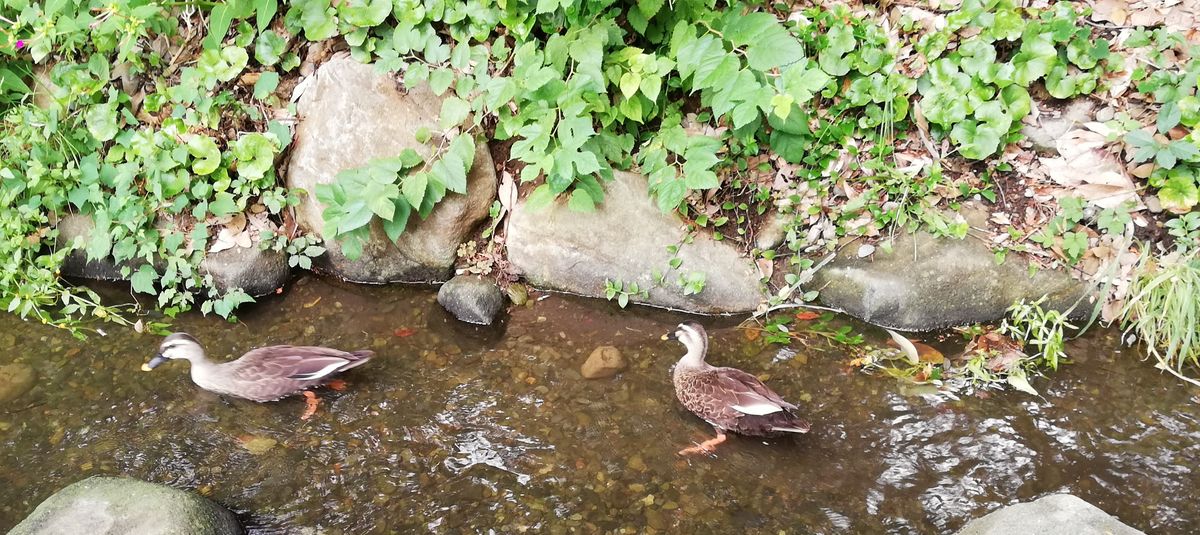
[0,276,1198,533]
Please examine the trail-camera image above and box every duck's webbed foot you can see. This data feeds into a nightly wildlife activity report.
[300,391,321,420]
[678,430,727,456]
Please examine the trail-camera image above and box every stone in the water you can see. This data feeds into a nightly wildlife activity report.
[581,346,626,379]
[507,171,763,313]
[0,363,35,403]
[812,231,1090,331]
[9,476,241,535]
[956,494,1144,535]
[288,55,496,283]
[437,275,506,325]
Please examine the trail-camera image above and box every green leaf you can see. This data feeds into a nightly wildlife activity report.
[300,0,338,40]
[1158,173,1199,213]
[1158,101,1182,134]
[402,172,428,208]
[254,0,277,31]
[187,136,222,175]
[204,1,235,50]
[339,0,390,27]
[428,67,455,95]
[1006,370,1039,396]
[253,71,280,99]
[439,96,471,129]
[525,184,557,211]
[232,132,280,179]
[568,188,596,212]
[85,103,119,142]
[381,198,412,242]
[254,30,287,65]
[209,192,239,216]
[131,265,158,295]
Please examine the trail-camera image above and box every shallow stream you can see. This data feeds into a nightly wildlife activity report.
[1,276,1197,533]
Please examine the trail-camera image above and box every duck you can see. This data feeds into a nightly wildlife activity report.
[662,321,810,455]
[142,332,374,420]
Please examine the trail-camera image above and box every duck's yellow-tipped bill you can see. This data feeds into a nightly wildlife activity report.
[141,363,153,372]
[661,334,669,341]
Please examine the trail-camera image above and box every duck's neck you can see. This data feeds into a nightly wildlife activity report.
[677,341,708,370]
[185,352,217,382]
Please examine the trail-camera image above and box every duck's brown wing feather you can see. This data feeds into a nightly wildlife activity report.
[237,346,371,381]
[713,367,798,413]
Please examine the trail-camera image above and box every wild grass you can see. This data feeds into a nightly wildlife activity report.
[1122,247,1200,386]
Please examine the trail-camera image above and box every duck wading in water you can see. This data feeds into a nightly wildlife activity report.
[663,322,810,455]
[142,333,374,420]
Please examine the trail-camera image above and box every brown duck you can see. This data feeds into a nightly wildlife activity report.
[142,333,374,419]
[663,322,810,455]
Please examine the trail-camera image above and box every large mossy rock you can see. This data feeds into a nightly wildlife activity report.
[957,494,1144,535]
[9,476,241,535]
[507,171,764,313]
[812,231,1091,331]
[288,55,496,283]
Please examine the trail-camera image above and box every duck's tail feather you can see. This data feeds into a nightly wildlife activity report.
[339,350,375,370]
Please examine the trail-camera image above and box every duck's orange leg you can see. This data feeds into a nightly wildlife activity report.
[301,391,321,420]
[678,430,727,456]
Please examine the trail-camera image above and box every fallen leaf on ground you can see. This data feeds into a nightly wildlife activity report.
[1040,128,1141,210]
[393,327,416,337]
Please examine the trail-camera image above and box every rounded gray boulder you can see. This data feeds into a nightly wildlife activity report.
[437,275,506,325]
[9,476,241,535]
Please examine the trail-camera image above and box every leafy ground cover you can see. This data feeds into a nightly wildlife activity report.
[1,0,1198,385]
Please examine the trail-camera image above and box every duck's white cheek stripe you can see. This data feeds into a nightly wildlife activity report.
[291,361,348,381]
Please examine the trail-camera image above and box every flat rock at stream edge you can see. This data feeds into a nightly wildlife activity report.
[507,171,764,314]
[437,275,506,325]
[956,494,1144,535]
[9,476,242,535]
[288,55,496,283]
[812,231,1091,331]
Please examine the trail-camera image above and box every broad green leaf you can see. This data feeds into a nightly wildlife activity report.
[232,132,279,179]
[568,188,596,212]
[254,30,287,65]
[131,265,158,295]
[85,103,119,142]
[525,183,557,211]
[187,136,222,175]
[382,199,412,242]
[1158,173,1199,213]
[300,0,338,40]
[253,71,280,99]
[403,172,428,208]
[428,67,455,95]
[439,96,471,129]
[339,0,390,27]
[1158,101,1182,134]
[209,192,240,216]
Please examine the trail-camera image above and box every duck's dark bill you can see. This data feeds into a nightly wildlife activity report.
[141,353,168,372]
[661,332,676,341]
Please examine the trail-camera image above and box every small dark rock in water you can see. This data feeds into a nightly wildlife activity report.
[9,476,241,535]
[437,275,506,325]
[0,363,35,403]
[956,494,1144,535]
[580,346,626,379]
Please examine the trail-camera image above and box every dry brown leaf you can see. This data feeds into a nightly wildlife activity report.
[1040,129,1141,210]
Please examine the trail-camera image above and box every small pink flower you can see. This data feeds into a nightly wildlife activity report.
[15,40,24,50]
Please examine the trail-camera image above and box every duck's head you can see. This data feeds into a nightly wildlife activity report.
[142,332,205,371]
[661,321,708,354]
